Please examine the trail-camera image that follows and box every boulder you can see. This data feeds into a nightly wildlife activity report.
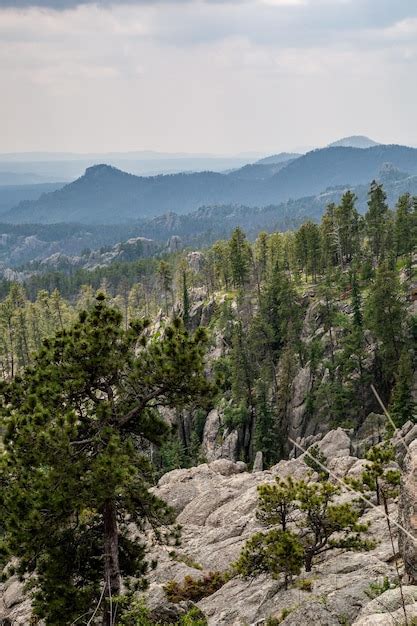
[201,409,240,462]
[144,584,202,623]
[2,579,24,610]
[208,459,246,476]
[253,451,263,472]
[353,413,385,456]
[280,602,339,625]
[357,586,417,618]
[315,428,351,459]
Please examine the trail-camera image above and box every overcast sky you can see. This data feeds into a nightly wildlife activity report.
[1,0,417,154]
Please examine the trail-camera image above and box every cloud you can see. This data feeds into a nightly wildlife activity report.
[1,0,417,152]
[0,0,245,7]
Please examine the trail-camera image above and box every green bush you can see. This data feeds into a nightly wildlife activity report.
[164,571,229,603]
[119,598,207,625]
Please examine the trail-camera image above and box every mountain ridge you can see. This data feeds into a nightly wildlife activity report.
[327,135,380,148]
[5,143,417,224]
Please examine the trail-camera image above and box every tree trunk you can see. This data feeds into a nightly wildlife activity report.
[102,500,121,626]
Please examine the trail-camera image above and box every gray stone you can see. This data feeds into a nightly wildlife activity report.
[316,427,351,459]
[253,451,263,472]
[280,602,339,625]
[201,408,240,462]
[3,579,24,610]
[399,439,417,582]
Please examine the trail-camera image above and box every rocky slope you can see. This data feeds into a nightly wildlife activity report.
[3,427,417,625]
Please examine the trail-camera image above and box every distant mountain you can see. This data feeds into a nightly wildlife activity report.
[327,135,380,149]
[0,183,64,214]
[256,152,302,165]
[6,144,417,224]
[2,161,417,268]
[227,160,296,181]
[5,165,262,223]
[265,144,417,199]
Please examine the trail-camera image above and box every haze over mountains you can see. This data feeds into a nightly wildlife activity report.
[0,151,264,185]
[3,139,417,225]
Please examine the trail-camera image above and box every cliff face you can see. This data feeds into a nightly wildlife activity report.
[195,290,380,465]
[3,427,417,625]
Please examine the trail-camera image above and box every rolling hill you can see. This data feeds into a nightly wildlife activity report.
[5,144,417,224]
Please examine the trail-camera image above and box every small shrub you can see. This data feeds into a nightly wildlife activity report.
[266,607,295,624]
[164,571,228,603]
[178,607,208,626]
[235,529,304,589]
[365,576,394,599]
[294,577,314,592]
[118,598,154,626]
[119,597,207,625]
[169,551,203,570]
[304,444,329,480]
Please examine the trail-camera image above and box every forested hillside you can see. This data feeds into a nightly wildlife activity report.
[0,181,416,625]
[0,182,415,459]
[6,144,417,224]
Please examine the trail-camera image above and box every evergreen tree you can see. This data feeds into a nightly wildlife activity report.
[158,260,173,316]
[254,231,269,284]
[389,350,416,426]
[181,267,191,330]
[295,221,321,280]
[229,227,251,289]
[253,375,279,466]
[394,193,414,264]
[335,191,361,265]
[210,241,232,290]
[259,262,302,360]
[365,181,389,261]
[320,203,338,269]
[350,442,401,507]
[236,476,371,582]
[365,262,406,384]
[0,297,210,625]
[337,272,370,421]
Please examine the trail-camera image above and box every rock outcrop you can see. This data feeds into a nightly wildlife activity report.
[2,429,416,625]
[399,438,417,583]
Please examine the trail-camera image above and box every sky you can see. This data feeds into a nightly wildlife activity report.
[1,0,417,154]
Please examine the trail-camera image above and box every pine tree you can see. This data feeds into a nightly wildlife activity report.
[253,375,279,466]
[229,227,251,289]
[0,296,211,625]
[236,476,371,582]
[182,267,191,330]
[335,191,361,265]
[351,442,401,507]
[395,193,414,265]
[158,260,173,316]
[365,262,406,384]
[254,231,269,284]
[295,221,321,280]
[389,350,416,426]
[365,181,389,261]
